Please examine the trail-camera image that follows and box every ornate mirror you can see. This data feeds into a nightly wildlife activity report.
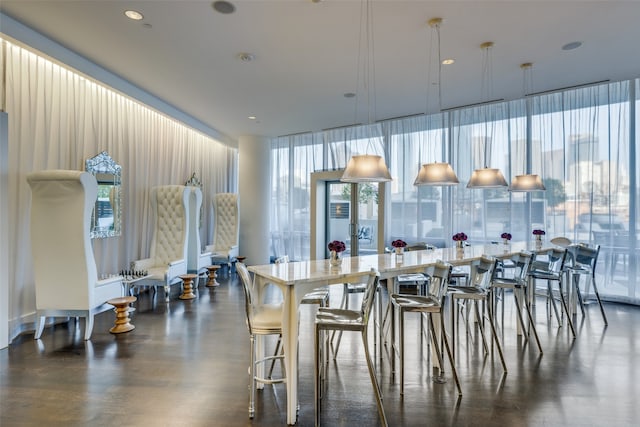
[85,151,122,239]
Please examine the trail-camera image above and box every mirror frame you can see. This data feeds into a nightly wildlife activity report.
[85,151,122,239]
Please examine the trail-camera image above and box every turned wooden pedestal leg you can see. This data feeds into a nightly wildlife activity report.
[179,274,198,300]
[206,265,220,287]
[107,296,137,334]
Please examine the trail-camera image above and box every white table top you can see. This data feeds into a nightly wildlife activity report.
[248,241,542,284]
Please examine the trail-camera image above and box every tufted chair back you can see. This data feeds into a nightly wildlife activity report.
[149,185,190,266]
[212,193,239,252]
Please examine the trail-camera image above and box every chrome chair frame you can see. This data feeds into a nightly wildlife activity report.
[390,261,462,396]
[314,269,387,427]
[447,256,507,372]
[237,263,285,419]
[567,244,608,325]
[491,251,543,354]
[528,247,576,338]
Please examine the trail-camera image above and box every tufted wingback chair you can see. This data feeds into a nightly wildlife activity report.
[205,193,239,271]
[132,185,189,302]
[187,187,212,283]
[27,170,123,340]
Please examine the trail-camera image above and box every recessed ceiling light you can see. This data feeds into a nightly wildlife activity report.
[124,10,144,21]
[237,53,255,62]
[248,116,257,120]
[562,41,583,51]
[212,1,236,14]
[442,58,455,65]
[344,92,356,98]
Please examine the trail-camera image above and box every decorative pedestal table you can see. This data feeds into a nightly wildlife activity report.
[205,265,221,287]
[107,296,137,334]
[179,274,198,300]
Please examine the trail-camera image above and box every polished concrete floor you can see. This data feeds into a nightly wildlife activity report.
[1,272,638,427]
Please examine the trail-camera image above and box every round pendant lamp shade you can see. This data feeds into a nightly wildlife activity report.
[467,168,508,188]
[509,174,545,191]
[341,154,392,183]
[414,163,459,186]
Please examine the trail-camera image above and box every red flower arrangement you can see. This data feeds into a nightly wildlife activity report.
[391,239,407,248]
[532,229,546,236]
[501,232,512,240]
[328,240,346,253]
[452,232,468,241]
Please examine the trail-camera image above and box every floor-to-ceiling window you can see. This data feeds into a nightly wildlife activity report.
[270,78,638,303]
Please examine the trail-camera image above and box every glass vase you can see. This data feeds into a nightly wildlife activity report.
[329,250,342,267]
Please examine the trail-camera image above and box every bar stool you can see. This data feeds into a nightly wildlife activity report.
[567,244,607,324]
[491,251,543,354]
[236,263,285,419]
[447,256,507,372]
[528,247,576,338]
[314,270,387,427]
[390,261,461,396]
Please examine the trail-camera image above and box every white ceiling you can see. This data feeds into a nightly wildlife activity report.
[1,1,639,141]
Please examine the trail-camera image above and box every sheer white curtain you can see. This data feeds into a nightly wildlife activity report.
[386,114,450,246]
[3,40,237,338]
[270,133,323,261]
[532,82,633,299]
[270,79,637,302]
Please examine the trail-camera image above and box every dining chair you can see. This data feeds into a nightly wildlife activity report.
[390,261,461,396]
[447,255,507,372]
[314,269,387,427]
[490,251,543,354]
[567,244,607,325]
[236,262,286,419]
[528,247,576,338]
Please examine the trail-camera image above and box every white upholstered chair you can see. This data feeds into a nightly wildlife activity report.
[205,193,239,272]
[187,187,212,285]
[131,185,189,302]
[27,170,123,340]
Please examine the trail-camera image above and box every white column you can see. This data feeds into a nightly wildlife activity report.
[0,112,9,348]
[238,135,270,265]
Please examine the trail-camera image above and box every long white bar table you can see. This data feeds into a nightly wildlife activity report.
[248,241,540,425]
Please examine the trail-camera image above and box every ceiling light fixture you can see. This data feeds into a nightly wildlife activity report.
[341,0,392,183]
[562,41,583,51]
[467,41,508,189]
[509,62,546,192]
[442,58,455,65]
[212,1,236,14]
[124,10,144,21]
[414,17,459,187]
[237,53,255,62]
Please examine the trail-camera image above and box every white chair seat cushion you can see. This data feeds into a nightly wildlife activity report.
[146,266,168,281]
[252,303,283,330]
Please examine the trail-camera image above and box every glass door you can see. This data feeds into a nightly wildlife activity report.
[310,170,385,260]
[326,181,380,257]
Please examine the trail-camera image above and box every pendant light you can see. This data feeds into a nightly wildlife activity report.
[340,0,392,183]
[467,41,508,189]
[509,62,546,192]
[414,17,459,187]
